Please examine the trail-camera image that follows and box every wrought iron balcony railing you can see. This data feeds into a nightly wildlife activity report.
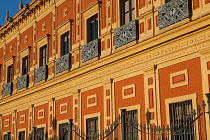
[18,74,29,90]
[158,0,192,29]
[114,20,139,48]
[35,65,48,83]
[56,53,71,74]
[82,39,101,63]
[3,82,13,96]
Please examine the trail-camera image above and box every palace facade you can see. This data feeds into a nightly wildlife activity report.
[0,0,210,139]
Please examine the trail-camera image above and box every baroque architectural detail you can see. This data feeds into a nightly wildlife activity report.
[18,74,29,90]
[56,53,71,74]
[3,82,13,96]
[158,0,192,29]
[114,20,139,48]
[35,65,48,83]
[82,39,101,63]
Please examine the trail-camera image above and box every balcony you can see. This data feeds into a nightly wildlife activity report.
[114,20,139,48]
[18,74,29,90]
[82,39,101,63]
[158,0,192,29]
[3,82,13,96]
[56,53,71,74]
[35,65,48,83]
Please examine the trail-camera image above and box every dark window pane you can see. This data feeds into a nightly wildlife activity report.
[36,127,45,140]
[86,117,98,140]
[59,123,68,140]
[7,65,13,83]
[121,0,135,25]
[87,14,98,42]
[61,31,70,56]
[40,45,47,67]
[22,56,28,75]
[19,131,25,140]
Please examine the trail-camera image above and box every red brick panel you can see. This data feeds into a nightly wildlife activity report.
[6,38,17,59]
[55,96,73,121]
[2,114,12,133]
[17,110,29,129]
[37,13,52,39]
[193,0,200,9]
[172,74,185,84]
[20,27,33,50]
[149,88,154,108]
[34,104,48,126]
[0,48,3,64]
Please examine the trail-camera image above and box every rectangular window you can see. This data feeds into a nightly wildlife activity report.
[169,100,195,140]
[40,45,47,67]
[123,110,138,140]
[121,0,135,25]
[87,14,98,42]
[86,117,98,140]
[7,65,13,83]
[4,132,10,140]
[61,31,70,56]
[37,127,45,140]
[22,56,28,75]
[18,131,25,140]
[59,123,68,140]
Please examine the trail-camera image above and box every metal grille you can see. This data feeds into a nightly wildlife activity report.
[124,110,138,140]
[169,100,195,140]
[36,127,44,140]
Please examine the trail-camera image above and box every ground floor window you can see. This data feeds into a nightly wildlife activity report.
[59,123,68,140]
[169,100,195,140]
[86,117,98,140]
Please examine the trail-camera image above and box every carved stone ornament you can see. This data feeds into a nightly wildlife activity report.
[158,0,192,29]
[114,20,139,48]
[82,39,101,63]
[18,74,29,90]
[35,65,48,83]
[3,82,13,96]
[56,53,71,74]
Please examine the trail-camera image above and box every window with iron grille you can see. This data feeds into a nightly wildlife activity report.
[36,127,45,140]
[123,110,138,140]
[3,133,10,140]
[40,45,47,67]
[87,14,98,42]
[61,31,70,56]
[18,131,25,140]
[86,117,98,140]
[169,100,195,140]
[22,56,29,75]
[7,65,13,83]
[59,123,68,140]
[120,0,135,25]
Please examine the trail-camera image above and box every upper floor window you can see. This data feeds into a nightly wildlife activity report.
[123,110,138,140]
[18,131,25,140]
[169,100,194,139]
[121,0,135,25]
[61,31,70,56]
[37,127,45,140]
[22,56,29,75]
[86,117,98,139]
[59,123,68,140]
[40,45,47,67]
[7,65,13,83]
[87,14,98,42]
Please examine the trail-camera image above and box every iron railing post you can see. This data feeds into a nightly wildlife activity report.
[121,109,126,140]
[69,119,73,140]
[33,127,37,140]
[205,93,210,122]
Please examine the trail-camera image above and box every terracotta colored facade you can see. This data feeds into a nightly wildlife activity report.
[0,0,210,139]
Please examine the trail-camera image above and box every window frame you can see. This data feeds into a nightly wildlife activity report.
[18,131,25,140]
[86,117,98,140]
[36,127,45,140]
[61,31,70,56]
[39,45,47,67]
[7,65,13,83]
[87,14,99,43]
[59,122,69,140]
[120,0,135,25]
[22,56,29,75]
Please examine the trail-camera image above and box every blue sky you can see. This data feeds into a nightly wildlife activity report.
[0,0,32,26]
